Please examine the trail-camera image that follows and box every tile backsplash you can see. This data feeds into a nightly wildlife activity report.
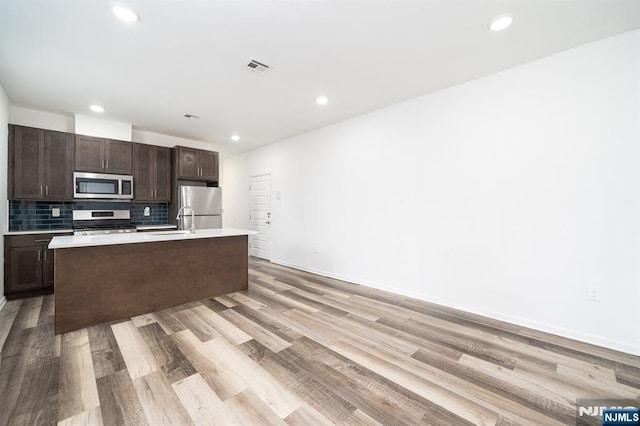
[9,201,169,231]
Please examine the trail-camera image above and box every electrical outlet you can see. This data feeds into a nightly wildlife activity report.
[587,286,601,302]
[143,207,151,217]
[51,208,60,217]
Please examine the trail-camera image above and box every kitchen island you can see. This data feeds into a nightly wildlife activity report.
[49,228,256,334]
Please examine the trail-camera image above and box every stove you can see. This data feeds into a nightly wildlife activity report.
[72,210,137,236]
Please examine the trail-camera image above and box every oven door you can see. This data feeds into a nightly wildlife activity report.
[73,172,133,199]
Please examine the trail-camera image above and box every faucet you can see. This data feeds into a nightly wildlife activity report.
[176,206,196,234]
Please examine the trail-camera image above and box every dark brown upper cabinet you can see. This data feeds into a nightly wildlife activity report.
[75,135,132,175]
[9,125,74,201]
[175,146,219,182]
[133,144,171,201]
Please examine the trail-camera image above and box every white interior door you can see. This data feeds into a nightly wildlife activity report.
[249,174,271,260]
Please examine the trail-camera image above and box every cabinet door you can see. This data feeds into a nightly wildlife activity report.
[105,139,133,175]
[44,130,74,200]
[43,248,55,289]
[75,135,105,172]
[13,126,44,199]
[133,144,154,201]
[199,151,218,182]
[9,246,43,292]
[177,147,200,179]
[154,146,171,201]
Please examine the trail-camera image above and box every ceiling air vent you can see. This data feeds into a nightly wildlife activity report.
[247,59,270,72]
[184,113,200,119]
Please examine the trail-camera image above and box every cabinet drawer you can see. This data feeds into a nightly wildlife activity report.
[7,233,71,248]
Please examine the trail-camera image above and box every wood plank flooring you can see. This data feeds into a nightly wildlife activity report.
[1,258,639,425]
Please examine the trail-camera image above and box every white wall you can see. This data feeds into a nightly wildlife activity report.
[75,114,132,141]
[223,30,640,355]
[0,84,10,311]
[11,106,74,132]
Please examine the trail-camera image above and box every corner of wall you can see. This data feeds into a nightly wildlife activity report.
[0,84,10,301]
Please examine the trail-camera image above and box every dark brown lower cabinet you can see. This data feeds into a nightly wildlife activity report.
[4,233,71,299]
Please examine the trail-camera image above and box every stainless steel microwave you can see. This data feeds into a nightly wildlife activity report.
[73,172,134,200]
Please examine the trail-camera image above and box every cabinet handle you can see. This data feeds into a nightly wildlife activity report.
[101,160,104,169]
[106,160,109,169]
[44,250,47,261]
[45,185,48,196]
[40,185,43,195]
[34,239,50,243]
[154,189,157,198]
[150,189,153,198]
[37,250,41,262]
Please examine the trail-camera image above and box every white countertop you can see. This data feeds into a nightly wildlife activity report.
[4,224,176,236]
[5,229,73,236]
[49,228,257,249]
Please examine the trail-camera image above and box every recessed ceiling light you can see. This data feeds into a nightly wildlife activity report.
[111,3,139,22]
[316,96,329,105]
[489,13,513,31]
[230,135,240,142]
[89,105,104,113]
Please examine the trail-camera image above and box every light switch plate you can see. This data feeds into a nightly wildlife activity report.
[51,208,60,217]
[143,207,151,217]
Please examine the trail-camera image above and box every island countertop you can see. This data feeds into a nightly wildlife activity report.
[52,227,254,333]
[49,228,257,249]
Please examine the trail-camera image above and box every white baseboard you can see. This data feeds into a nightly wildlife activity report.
[270,258,640,356]
[472,309,640,356]
[0,296,6,313]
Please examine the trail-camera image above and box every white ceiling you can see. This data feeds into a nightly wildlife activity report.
[1,1,638,156]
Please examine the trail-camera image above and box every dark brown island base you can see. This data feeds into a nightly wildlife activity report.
[49,229,255,334]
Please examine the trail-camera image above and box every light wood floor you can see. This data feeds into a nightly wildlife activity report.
[1,258,638,425]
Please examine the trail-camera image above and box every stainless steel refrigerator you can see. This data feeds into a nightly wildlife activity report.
[177,186,222,229]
